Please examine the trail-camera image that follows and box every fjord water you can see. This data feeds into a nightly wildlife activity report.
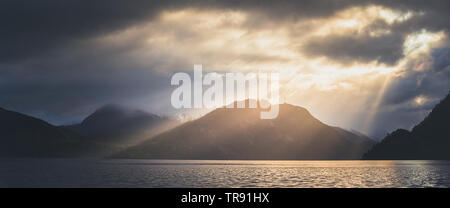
[1,159,449,188]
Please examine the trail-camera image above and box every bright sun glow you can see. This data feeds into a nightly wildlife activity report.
[404,29,445,55]
[414,95,428,106]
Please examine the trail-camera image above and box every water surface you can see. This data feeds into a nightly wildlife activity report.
[1,159,449,188]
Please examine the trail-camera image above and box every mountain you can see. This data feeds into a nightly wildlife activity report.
[363,92,450,159]
[115,101,375,160]
[0,107,98,157]
[63,104,179,147]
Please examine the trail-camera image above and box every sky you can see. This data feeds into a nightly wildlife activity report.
[1,0,450,139]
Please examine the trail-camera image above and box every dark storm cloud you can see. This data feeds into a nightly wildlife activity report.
[1,0,449,63]
[300,0,450,65]
[374,0,450,30]
[0,0,370,62]
[432,48,450,71]
[0,0,183,62]
[382,47,450,106]
[203,0,366,20]
[302,31,406,66]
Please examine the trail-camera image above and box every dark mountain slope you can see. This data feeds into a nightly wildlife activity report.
[0,107,97,157]
[363,92,450,159]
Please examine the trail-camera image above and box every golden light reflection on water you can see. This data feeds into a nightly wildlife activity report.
[103,160,450,188]
[1,159,449,187]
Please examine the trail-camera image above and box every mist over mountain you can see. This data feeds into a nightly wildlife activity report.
[115,101,375,160]
[63,104,179,146]
[363,92,450,159]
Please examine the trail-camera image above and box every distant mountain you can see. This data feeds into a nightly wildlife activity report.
[63,104,179,147]
[115,101,375,160]
[363,92,450,159]
[333,127,374,146]
[0,107,98,157]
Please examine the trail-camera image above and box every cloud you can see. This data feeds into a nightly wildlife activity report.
[298,1,450,65]
[0,0,372,62]
[382,46,450,106]
[1,0,448,64]
[301,32,406,65]
[0,0,182,62]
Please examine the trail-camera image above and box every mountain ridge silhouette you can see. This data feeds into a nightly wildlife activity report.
[0,107,97,157]
[115,101,375,160]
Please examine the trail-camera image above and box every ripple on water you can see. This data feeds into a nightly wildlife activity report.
[0,159,449,187]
